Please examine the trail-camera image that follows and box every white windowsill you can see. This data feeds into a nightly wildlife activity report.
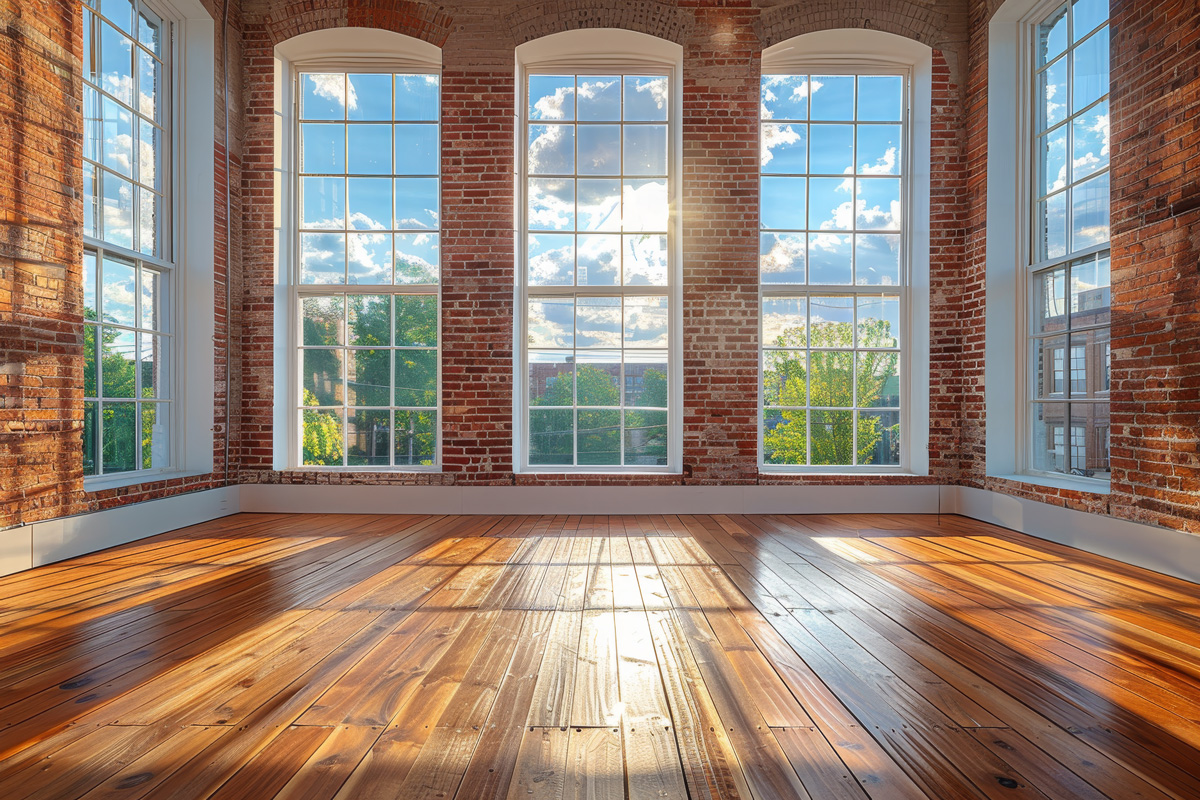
[84,468,213,493]
[991,472,1112,495]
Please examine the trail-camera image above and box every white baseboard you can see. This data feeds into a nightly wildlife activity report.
[0,487,239,577]
[942,485,1200,585]
[237,483,943,517]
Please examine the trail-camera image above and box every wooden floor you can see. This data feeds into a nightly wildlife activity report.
[1,514,1199,799]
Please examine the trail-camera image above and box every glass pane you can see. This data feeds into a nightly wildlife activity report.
[809,124,853,175]
[576,352,621,407]
[101,171,135,249]
[623,234,668,286]
[577,125,621,175]
[761,177,805,230]
[83,401,98,476]
[528,177,574,231]
[577,76,620,121]
[626,350,668,408]
[810,409,854,465]
[348,232,393,284]
[528,297,574,348]
[137,187,158,257]
[348,294,391,345]
[577,234,620,285]
[808,178,850,231]
[301,74,347,120]
[763,350,805,408]
[623,76,668,122]
[578,409,620,465]
[859,410,900,466]
[299,232,346,284]
[1039,126,1068,196]
[345,124,389,174]
[808,296,854,348]
[1036,4,1069,66]
[856,76,903,122]
[301,348,343,406]
[100,21,133,105]
[394,349,437,406]
[1071,100,1108,183]
[578,179,621,232]
[1070,329,1109,398]
[138,267,160,330]
[138,333,168,398]
[763,408,807,465]
[83,9,97,86]
[761,75,810,121]
[137,49,158,119]
[138,7,161,54]
[808,233,852,285]
[393,124,438,175]
[622,179,668,232]
[529,351,574,406]
[762,296,806,348]
[760,233,805,284]
[1034,335,1068,398]
[1038,57,1068,131]
[1070,172,1109,251]
[761,123,806,174]
[624,296,668,348]
[623,125,667,176]
[348,178,392,231]
[395,410,437,467]
[394,74,439,122]
[857,296,900,348]
[1073,26,1109,114]
[302,296,344,346]
[140,402,169,469]
[102,0,134,34]
[809,76,854,121]
[856,125,901,175]
[854,234,900,286]
[529,408,574,465]
[302,408,344,465]
[347,74,392,121]
[528,124,574,175]
[347,409,390,466]
[101,257,136,325]
[528,233,575,286]
[1072,0,1107,38]
[625,410,667,466]
[301,177,345,229]
[394,233,440,284]
[1071,403,1109,477]
[84,324,98,397]
[395,295,438,346]
[394,178,438,230]
[1070,253,1110,327]
[83,251,98,320]
[857,351,900,408]
[138,119,158,189]
[102,401,138,473]
[84,162,98,239]
[1037,191,1068,261]
[577,296,622,348]
[809,351,853,408]
[1030,403,1066,474]
[529,75,575,120]
[856,178,901,230]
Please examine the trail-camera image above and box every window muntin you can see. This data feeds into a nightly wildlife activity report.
[82,0,172,478]
[294,72,440,469]
[1027,0,1110,481]
[520,73,672,469]
[759,73,905,469]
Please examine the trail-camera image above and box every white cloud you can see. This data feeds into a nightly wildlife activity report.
[761,123,802,168]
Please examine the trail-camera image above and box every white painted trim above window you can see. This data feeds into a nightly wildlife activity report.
[760,29,932,476]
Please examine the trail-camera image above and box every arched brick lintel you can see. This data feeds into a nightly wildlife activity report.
[264,0,452,48]
[505,0,693,48]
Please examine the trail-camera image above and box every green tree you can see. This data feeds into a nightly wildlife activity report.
[763,318,898,466]
[303,388,343,465]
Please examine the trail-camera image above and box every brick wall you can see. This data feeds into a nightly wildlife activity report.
[6,0,1199,538]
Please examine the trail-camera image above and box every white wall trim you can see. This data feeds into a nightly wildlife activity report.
[0,487,239,577]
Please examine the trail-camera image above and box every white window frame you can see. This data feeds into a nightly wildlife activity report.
[274,29,442,472]
[513,30,684,474]
[986,0,1111,491]
[82,0,215,491]
[759,29,932,475]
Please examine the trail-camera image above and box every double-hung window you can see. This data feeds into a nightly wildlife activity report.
[81,0,174,478]
[517,50,679,472]
[1027,0,1110,481]
[759,70,907,470]
[293,70,441,469]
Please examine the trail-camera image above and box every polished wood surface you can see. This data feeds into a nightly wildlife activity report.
[1,512,1198,799]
